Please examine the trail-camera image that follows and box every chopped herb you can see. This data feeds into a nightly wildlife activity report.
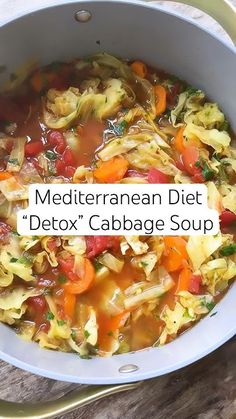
[57,319,66,326]
[12,230,20,236]
[42,288,51,296]
[79,354,92,360]
[140,261,148,268]
[186,86,201,96]
[32,235,39,240]
[195,159,214,181]
[18,255,33,266]
[58,274,67,284]
[84,330,90,339]
[8,158,19,165]
[46,311,54,320]
[109,120,128,136]
[220,120,229,131]
[201,162,215,181]
[107,331,114,337]
[219,244,236,256]
[94,259,103,272]
[195,160,201,168]
[45,150,57,160]
[206,302,215,312]
[71,329,77,340]
[10,257,18,263]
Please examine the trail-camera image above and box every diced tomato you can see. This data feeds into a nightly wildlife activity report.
[147,168,170,184]
[86,236,120,258]
[0,221,11,242]
[58,255,78,281]
[220,210,236,227]
[47,238,59,251]
[182,146,200,176]
[47,130,66,153]
[55,158,65,175]
[175,157,186,172]
[192,171,205,183]
[65,166,76,177]
[188,274,202,294]
[25,141,44,157]
[27,296,47,313]
[63,148,76,166]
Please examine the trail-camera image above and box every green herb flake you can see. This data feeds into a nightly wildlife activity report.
[46,311,54,320]
[206,302,215,312]
[12,230,20,236]
[219,244,236,257]
[84,330,90,339]
[57,319,66,326]
[8,158,19,165]
[79,354,92,360]
[58,274,67,284]
[10,257,18,263]
[201,162,215,181]
[94,259,103,273]
[140,261,148,268]
[45,150,57,160]
[109,120,128,136]
[186,86,201,96]
[71,329,77,340]
[18,255,33,267]
[107,331,113,337]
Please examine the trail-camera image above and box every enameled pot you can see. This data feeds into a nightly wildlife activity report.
[0,1,236,416]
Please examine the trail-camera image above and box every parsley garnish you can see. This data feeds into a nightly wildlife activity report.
[45,150,57,160]
[57,319,66,326]
[109,120,128,136]
[46,311,54,320]
[219,244,236,257]
[58,274,67,284]
[10,257,18,263]
[84,330,90,339]
[8,158,19,165]
[94,259,103,272]
[206,302,215,312]
[79,354,92,360]
[107,331,114,337]
[71,329,77,340]
[140,261,148,268]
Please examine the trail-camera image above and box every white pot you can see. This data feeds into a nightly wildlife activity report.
[0,0,236,410]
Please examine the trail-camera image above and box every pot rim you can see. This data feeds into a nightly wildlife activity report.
[0,0,235,384]
[0,0,235,54]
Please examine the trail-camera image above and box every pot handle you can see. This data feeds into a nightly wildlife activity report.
[0,381,141,418]
[146,0,236,45]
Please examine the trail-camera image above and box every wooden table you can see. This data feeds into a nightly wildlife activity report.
[0,1,236,418]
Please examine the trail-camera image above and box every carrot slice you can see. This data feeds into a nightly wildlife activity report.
[63,258,95,295]
[162,236,188,272]
[130,61,147,78]
[176,264,191,293]
[94,156,129,183]
[174,125,186,153]
[154,85,167,116]
[0,172,13,180]
[63,292,76,320]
